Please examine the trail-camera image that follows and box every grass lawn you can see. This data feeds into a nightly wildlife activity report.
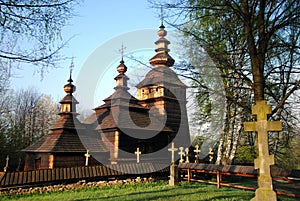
[0,181,297,201]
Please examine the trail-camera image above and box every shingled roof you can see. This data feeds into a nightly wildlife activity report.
[23,118,85,153]
[136,66,186,88]
[23,76,108,154]
[85,88,173,133]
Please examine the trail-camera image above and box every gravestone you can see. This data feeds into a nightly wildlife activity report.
[244,100,282,201]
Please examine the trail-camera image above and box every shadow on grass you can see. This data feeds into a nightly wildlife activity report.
[72,184,253,201]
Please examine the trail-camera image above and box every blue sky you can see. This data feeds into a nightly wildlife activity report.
[11,0,166,108]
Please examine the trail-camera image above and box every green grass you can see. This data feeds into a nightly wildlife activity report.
[0,181,297,201]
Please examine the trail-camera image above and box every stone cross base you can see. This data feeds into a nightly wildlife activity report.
[169,163,179,186]
[251,188,277,201]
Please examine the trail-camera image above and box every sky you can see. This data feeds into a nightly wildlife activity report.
[9,0,224,144]
[11,0,166,110]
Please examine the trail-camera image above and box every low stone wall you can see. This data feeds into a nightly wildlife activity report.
[0,177,156,196]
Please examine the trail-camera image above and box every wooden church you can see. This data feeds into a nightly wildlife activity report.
[22,23,190,170]
[22,74,109,170]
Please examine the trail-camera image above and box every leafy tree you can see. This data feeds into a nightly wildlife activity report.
[155,0,300,165]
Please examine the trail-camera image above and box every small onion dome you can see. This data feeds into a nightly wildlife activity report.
[64,76,76,94]
[158,24,167,37]
[117,59,127,74]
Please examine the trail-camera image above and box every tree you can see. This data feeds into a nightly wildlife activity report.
[0,88,58,171]
[155,0,300,165]
[0,0,80,76]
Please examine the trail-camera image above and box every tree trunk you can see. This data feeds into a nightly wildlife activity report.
[216,102,228,165]
[242,0,267,101]
[229,108,245,164]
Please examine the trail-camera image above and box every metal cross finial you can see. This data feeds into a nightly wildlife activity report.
[135,147,142,163]
[69,57,74,82]
[159,6,165,27]
[118,43,126,61]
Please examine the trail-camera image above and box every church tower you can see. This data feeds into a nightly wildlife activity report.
[136,23,190,147]
[23,63,107,170]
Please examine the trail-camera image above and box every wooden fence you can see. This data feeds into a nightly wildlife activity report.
[0,163,169,188]
[179,163,300,198]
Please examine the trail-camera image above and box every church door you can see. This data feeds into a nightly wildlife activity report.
[35,158,41,170]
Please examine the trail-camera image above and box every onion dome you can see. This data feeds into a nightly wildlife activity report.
[149,23,175,67]
[59,73,79,114]
[64,75,76,94]
[114,59,129,90]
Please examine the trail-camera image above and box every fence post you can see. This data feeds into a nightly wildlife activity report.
[187,169,192,183]
[217,171,222,188]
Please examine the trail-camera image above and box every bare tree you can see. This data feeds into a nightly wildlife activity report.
[0,88,58,170]
[0,0,80,77]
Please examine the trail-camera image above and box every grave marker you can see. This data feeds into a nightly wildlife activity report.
[135,147,142,163]
[168,142,178,163]
[244,100,282,201]
[209,148,214,163]
[185,148,190,163]
[85,150,90,166]
[168,142,179,186]
[194,144,201,163]
[4,155,9,172]
[178,147,185,163]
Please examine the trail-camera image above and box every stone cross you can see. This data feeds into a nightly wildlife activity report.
[185,148,190,163]
[135,147,142,163]
[4,155,9,172]
[85,150,90,166]
[194,144,201,163]
[168,142,178,163]
[209,148,214,163]
[244,100,282,201]
[178,147,185,163]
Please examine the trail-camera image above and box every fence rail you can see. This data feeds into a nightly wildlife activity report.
[179,163,300,198]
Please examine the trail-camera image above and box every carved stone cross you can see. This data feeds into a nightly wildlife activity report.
[85,150,90,166]
[244,100,282,201]
[168,142,178,163]
[194,144,201,163]
[185,148,190,163]
[135,147,142,163]
[178,147,185,163]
